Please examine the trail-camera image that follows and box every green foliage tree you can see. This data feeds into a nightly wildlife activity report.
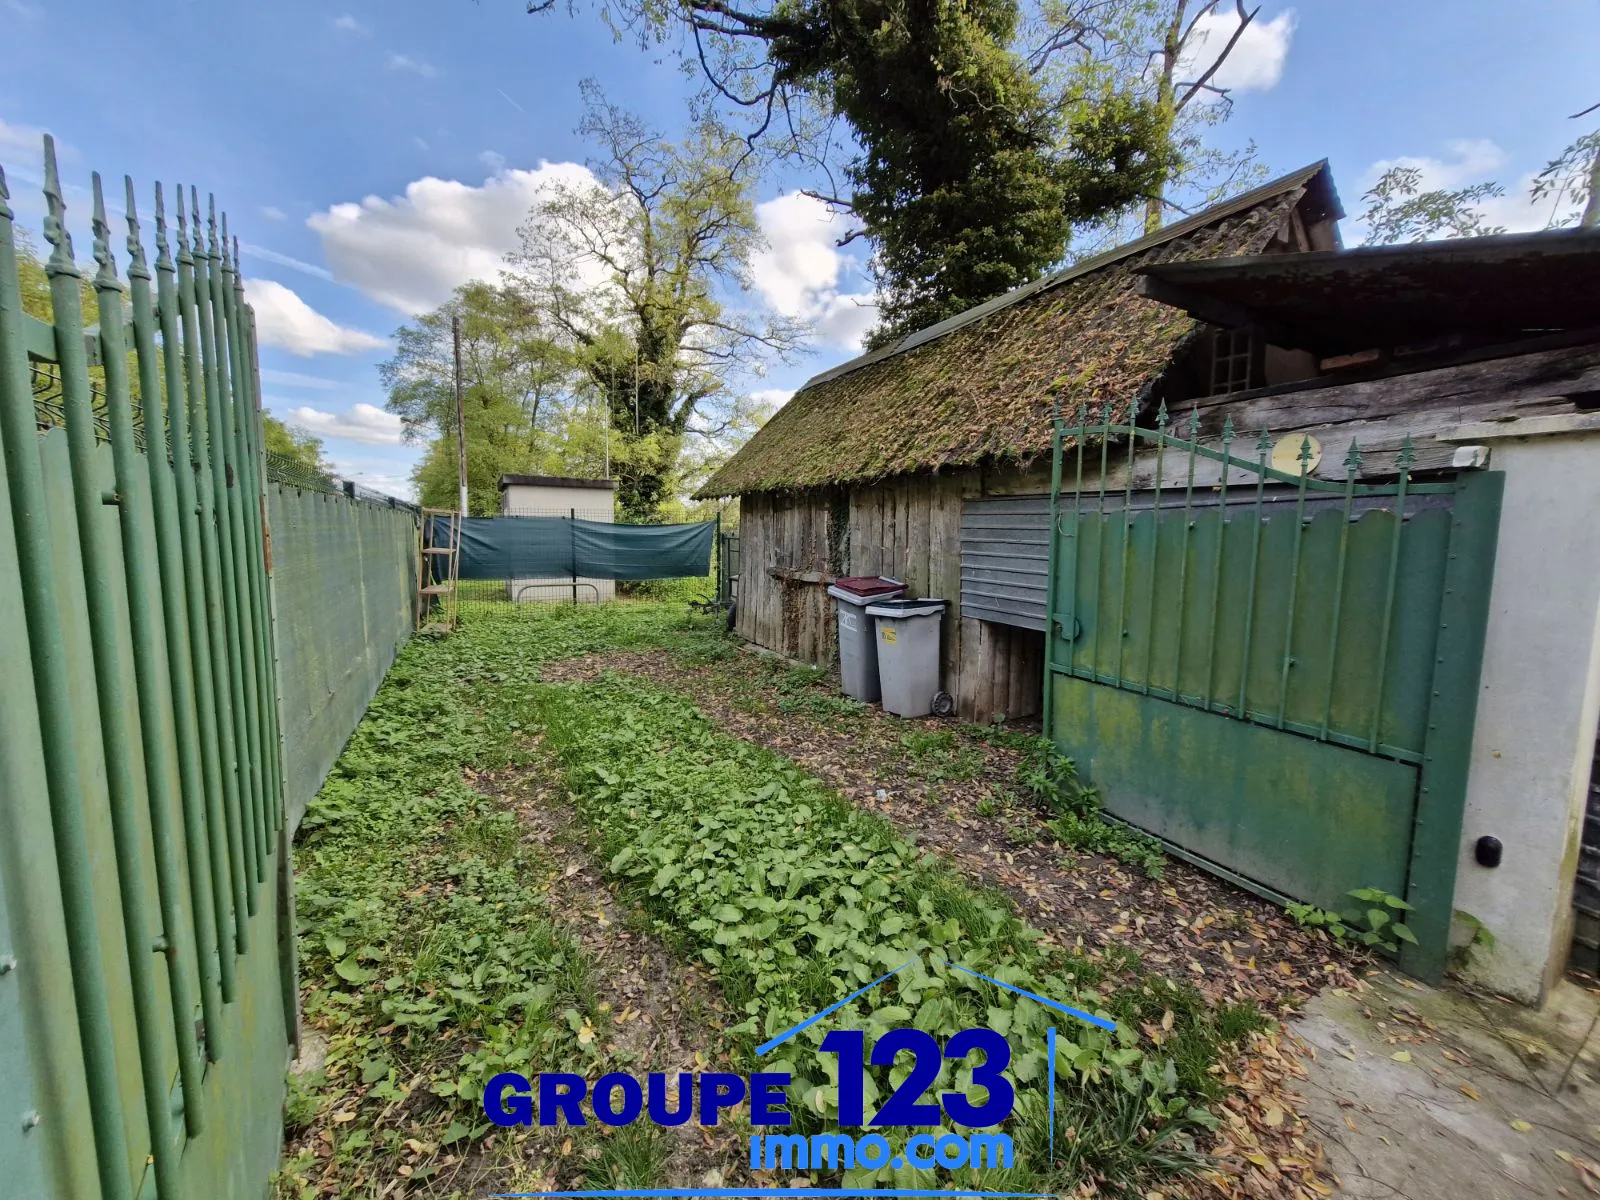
[508,86,803,519]
[1032,0,1273,249]
[772,0,1172,343]
[14,225,101,325]
[381,279,579,514]
[1361,107,1599,244]
[261,415,330,476]
[1531,120,1600,228]
[1358,167,1508,245]
[531,0,1173,345]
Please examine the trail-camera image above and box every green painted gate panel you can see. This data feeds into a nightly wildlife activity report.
[1042,415,1503,981]
[1055,497,1454,760]
[1052,673,1417,910]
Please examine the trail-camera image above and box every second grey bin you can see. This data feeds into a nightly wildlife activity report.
[827,576,906,702]
[865,598,947,718]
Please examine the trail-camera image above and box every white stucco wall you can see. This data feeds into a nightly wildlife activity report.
[1444,415,1600,1003]
[499,480,616,604]
[500,482,616,520]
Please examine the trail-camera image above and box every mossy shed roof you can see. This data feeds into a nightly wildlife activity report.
[700,161,1338,498]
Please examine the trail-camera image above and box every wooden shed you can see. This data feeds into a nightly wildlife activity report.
[698,161,1344,722]
[707,196,1600,1000]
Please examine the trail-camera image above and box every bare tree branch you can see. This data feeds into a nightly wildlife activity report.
[1175,1,1257,114]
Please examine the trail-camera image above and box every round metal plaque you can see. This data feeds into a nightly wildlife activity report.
[1271,433,1321,476]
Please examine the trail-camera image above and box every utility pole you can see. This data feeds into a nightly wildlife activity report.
[452,313,468,516]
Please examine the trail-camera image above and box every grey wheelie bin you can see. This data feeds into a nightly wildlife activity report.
[865,598,947,718]
[827,575,906,701]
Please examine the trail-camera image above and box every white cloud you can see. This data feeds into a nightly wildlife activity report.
[812,296,879,351]
[751,192,879,352]
[386,52,437,78]
[241,242,334,281]
[245,279,386,357]
[478,150,506,172]
[260,205,287,221]
[1357,139,1552,238]
[328,463,417,501]
[1181,8,1296,95]
[284,402,404,445]
[1366,138,1507,188]
[307,161,597,314]
[331,14,368,34]
[0,118,61,171]
[261,368,342,390]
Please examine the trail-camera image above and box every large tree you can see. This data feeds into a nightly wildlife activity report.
[381,279,580,513]
[507,87,804,519]
[531,0,1173,344]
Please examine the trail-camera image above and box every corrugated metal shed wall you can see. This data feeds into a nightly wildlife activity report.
[960,495,1050,631]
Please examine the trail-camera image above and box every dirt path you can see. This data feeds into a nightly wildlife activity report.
[540,646,1365,1199]
[541,647,1360,1014]
[476,754,752,1191]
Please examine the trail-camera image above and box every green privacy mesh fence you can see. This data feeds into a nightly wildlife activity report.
[429,514,715,581]
[270,484,417,831]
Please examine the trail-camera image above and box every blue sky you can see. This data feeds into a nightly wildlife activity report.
[3,1,1596,498]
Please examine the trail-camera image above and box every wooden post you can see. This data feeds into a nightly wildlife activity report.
[452,313,467,516]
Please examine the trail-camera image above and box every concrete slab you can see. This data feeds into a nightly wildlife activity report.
[1292,971,1600,1198]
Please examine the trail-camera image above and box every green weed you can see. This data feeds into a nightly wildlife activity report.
[584,1124,676,1189]
[1287,886,1417,953]
[900,728,984,781]
[287,604,1265,1196]
[1012,738,1166,877]
[515,659,1218,1191]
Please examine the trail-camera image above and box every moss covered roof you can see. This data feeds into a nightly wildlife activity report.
[701,162,1333,497]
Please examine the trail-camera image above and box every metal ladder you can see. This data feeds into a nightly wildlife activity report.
[417,507,462,632]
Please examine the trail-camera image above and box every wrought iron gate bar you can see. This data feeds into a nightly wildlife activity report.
[1201,416,1234,712]
[1113,419,1136,689]
[1046,408,1433,755]
[1091,403,1111,686]
[1370,438,1416,752]
[1320,442,1362,740]
[1168,405,1200,699]
[1236,430,1272,721]
[1042,401,1501,984]
[1061,419,1440,493]
[1275,437,1314,729]
[1139,403,1168,696]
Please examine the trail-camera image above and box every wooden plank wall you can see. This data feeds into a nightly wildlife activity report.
[736,472,1048,725]
[733,491,838,667]
[728,340,1600,728]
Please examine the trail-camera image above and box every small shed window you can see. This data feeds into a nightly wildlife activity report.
[1209,327,1263,395]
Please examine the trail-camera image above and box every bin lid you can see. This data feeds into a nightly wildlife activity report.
[828,575,906,601]
[865,598,947,620]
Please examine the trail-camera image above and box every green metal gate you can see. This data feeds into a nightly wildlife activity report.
[1,141,292,1197]
[1042,405,1502,980]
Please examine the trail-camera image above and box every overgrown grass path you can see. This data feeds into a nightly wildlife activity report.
[287,604,1346,1199]
[279,608,744,1198]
